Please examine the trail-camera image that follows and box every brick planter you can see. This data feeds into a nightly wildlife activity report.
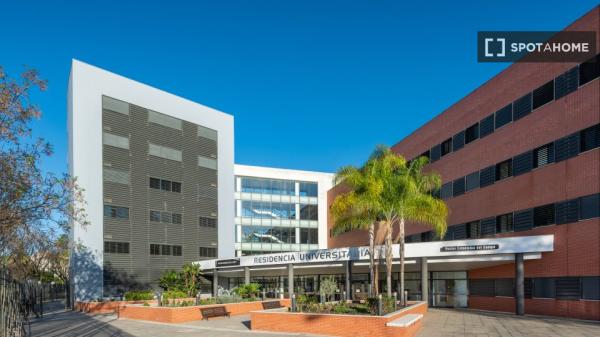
[250,301,427,337]
[118,299,291,323]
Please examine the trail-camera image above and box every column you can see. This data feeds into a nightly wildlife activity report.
[345,261,352,301]
[244,266,250,285]
[288,263,294,298]
[212,269,219,297]
[515,253,525,315]
[421,257,428,303]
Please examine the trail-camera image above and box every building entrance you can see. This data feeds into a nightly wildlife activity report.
[429,271,468,308]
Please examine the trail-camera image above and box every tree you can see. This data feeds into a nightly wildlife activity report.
[319,277,338,302]
[0,66,87,280]
[332,145,448,299]
[180,263,203,297]
[331,165,380,296]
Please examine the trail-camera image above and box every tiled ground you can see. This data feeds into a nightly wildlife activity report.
[416,308,600,337]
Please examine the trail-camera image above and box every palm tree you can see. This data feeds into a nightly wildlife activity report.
[330,162,381,297]
[333,145,448,300]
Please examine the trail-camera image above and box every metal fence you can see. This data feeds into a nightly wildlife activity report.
[0,271,67,337]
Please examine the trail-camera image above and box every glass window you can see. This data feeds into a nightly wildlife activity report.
[172,213,182,224]
[198,155,217,170]
[150,244,160,255]
[103,168,129,185]
[102,96,129,115]
[198,125,218,141]
[161,244,171,256]
[104,205,129,219]
[465,123,479,144]
[161,179,172,191]
[299,182,318,197]
[148,109,182,130]
[440,138,452,156]
[495,159,512,181]
[300,204,318,220]
[199,217,217,228]
[300,228,318,244]
[172,181,181,193]
[161,212,172,224]
[149,210,161,222]
[496,213,513,233]
[172,245,182,256]
[103,132,129,150]
[149,177,161,189]
[534,143,554,168]
[149,143,182,162]
[104,241,129,254]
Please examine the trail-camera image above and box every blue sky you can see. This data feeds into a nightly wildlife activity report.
[3,1,598,174]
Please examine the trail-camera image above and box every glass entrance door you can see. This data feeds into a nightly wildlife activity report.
[430,272,468,308]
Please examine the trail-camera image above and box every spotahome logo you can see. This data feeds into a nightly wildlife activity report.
[478,31,596,62]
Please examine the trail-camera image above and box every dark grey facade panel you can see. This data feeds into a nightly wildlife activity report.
[554,67,579,100]
[480,217,496,236]
[453,131,465,151]
[479,114,495,138]
[555,199,579,225]
[452,177,465,197]
[554,133,580,162]
[430,144,441,162]
[494,104,513,129]
[479,165,495,188]
[514,209,534,232]
[513,93,532,121]
[465,171,479,192]
[513,151,533,177]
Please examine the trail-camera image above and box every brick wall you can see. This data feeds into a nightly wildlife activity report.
[251,301,427,337]
[469,296,600,320]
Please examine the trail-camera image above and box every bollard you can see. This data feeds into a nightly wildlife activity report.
[342,291,346,302]
[156,291,162,307]
[377,293,383,316]
[195,292,200,306]
[404,290,408,307]
[263,289,266,300]
[393,292,398,310]
[291,293,297,312]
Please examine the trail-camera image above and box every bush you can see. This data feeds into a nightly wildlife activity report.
[163,290,188,300]
[142,301,150,307]
[124,290,154,301]
[232,283,261,299]
[199,297,217,305]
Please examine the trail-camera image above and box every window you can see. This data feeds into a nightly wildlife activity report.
[494,104,512,129]
[104,241,130,254]
[161,179,172,191]
[300,182,318,197]
[513,93,532,121]
[555,277,581,300]
[580,193,600,220]
[555,199,579,224]
[479,115,495,138]
[102,96,129,115]
[514,209,533,232]
[149,177,161,189]
[533,278,555,298]
[495,159,512,181]
[172,245,182,257]
[465,171,479,192]
[580,124,599,152]
[532,80,554,109]
[554,133,579,162]
[512,151,533,176]
[452,177,465,197]
[148,109,182,130]
[161,244,171,256]
[496,213,513,233]
[469,279,495,297]
[533,143,554,168]
[104,168,130,185]
[198,155,217,170]
[479,217,496,237]
[103,132,129,149]
[495,279,514,297]
[440,138,452,156]
[533,204,555,227]
[452,130,465,151]
[466,221,480,239]
[199,247,217,258]
[440,182,452,199]
[172,182,182,193]
[554,67,579,100]
[479,166,495,187]
[150,244,161,255]
[300,228,318,244]
[430,144,441,162]
[171,213,182,224]
[149,143,182,162]
[582,277,600,300]
[198,125,218,141]
[104,205,129,219]
[149,210,161,222]
[465,123,479,144]
[199,217,217,228]
[161,212,172,224]
[579,54,600,86]
[300,204,318,220]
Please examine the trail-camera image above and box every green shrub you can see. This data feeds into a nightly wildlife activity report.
[124,290,154,301]
[163,290,188,299]
[232,283,261,299]
[142,301,150,307]
[199,297,217,305]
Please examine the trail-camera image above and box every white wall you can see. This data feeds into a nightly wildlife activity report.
[68,60,235,300]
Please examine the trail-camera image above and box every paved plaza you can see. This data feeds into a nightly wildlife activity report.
[30,308,600,337]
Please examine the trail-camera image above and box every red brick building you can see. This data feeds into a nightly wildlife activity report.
[327,6,600,320]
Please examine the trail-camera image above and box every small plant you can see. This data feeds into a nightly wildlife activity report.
[124,290,154,301]
[163,290,188,300]
[232,283,261,299]
[319,277,338,302]
[142,301,150,307]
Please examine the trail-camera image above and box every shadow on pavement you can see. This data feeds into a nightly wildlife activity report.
[30,310,135,337]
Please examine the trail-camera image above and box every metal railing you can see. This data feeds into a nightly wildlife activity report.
[0,270,30,337]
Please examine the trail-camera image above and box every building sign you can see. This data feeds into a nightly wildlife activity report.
[251,247,371,266]
[216,258,240,267]
[440,244,499,252]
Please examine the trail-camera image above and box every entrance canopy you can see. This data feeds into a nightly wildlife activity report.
[197,235,554,271]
